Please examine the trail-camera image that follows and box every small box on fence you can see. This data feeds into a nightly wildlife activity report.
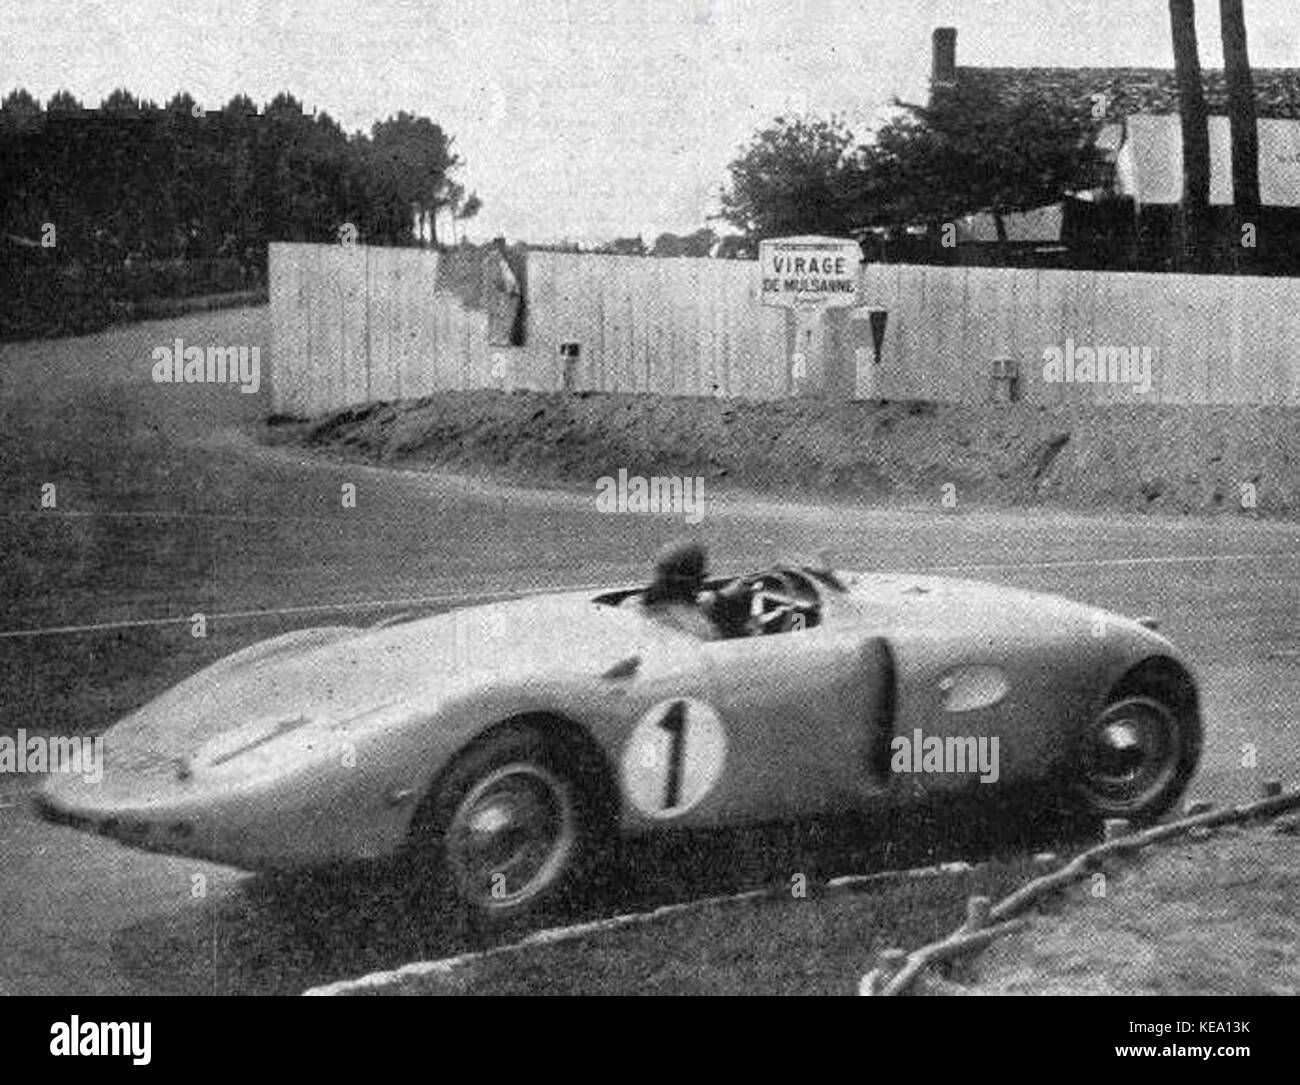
[559,342,581,392]
[989,355,1020,402]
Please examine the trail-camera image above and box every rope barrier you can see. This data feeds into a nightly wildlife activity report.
[858,778,1300,996]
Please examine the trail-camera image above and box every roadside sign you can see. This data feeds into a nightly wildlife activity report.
[759,236,860,309]
[758,235,862,396]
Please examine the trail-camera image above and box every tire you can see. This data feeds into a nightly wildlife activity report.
[408,724,606,933]
[1070,683,1202,825]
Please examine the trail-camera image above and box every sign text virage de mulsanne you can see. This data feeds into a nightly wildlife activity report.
[759,236,860,309]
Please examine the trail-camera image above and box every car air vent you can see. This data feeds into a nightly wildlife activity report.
[866,638,899,782]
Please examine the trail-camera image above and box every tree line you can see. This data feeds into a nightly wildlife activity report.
[0,88,479,270]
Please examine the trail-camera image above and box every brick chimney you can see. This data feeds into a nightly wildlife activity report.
[932,27,957,90]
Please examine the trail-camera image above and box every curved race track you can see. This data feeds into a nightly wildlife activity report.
[0,307,1295,994]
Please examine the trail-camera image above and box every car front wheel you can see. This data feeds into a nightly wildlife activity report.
[409,724,606,933]
[1071,691,1202,825]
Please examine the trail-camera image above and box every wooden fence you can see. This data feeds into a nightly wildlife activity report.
[270,243,493,418]
[270,243,1300,413]
[863,263,1300,405]
[525,250,791,398]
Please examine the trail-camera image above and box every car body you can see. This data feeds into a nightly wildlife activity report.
[36,562,1202,923]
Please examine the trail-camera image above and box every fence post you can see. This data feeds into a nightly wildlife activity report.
[963,895,991,932]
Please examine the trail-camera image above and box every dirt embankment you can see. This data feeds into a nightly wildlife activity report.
[271,392,1299,520]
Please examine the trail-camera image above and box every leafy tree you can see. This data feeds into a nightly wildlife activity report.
[720,116,857,239]
[849,86,1098,238]
[712,234,755,259]
[165,91,197,115]
[46,90,83,113]
[651,227,717,257]
[0,85,481,289]
[370,112,468,246]
[223,93,260,118]
[1,87,41,117]
[723,90,1100,251]
[600,235,648,256]
[0,88,42,137]
[458,190,482,221]
[101,88,144,113]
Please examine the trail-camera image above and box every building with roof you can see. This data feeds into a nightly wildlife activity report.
[919,26,1300,273]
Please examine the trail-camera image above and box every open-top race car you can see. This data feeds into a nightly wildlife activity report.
[37,545,1203,927]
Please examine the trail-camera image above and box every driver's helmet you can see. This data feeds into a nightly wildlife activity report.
[644,541,707,606]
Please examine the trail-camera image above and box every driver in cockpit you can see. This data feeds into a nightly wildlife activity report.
[642,542,752,640]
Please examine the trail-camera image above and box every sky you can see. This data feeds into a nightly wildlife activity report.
[3,0,1298,244]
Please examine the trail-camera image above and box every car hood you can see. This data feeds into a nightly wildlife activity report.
[836,571,1163,643]
[98,593,671,765]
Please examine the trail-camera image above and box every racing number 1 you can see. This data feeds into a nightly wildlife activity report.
[658,700,687,809]
[623,697,727,819]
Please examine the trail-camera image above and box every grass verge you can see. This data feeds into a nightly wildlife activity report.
[356,853,1051,996]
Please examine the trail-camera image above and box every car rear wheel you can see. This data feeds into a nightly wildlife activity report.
[1072,690,1201,824]
[409,724,605,932]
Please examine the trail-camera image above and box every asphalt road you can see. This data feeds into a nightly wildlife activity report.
[0,307,1296,995]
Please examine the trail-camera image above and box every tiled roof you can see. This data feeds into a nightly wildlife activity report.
[950,67,1300,121]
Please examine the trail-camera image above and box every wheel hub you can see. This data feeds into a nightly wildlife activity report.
[446,762,575,911]
[1079,697,1179,812]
